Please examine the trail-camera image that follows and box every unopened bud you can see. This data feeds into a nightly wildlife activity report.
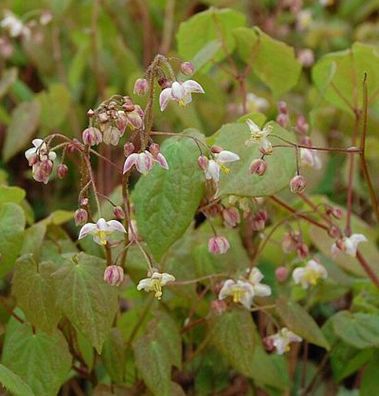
[252,210,268,231]
[208,236,230,255]
[124,142,135,156]
[249,158,267,176]
[87,109,95,117]
[210,145,224,154]
[133,78,149,96]
[113,206,125,220]
[123,103,135,112]
[211,299,227,315]
[80,198,89,207]
[222,207,240,228]
[74,208,88,226]
[158,78,171,89]
[326,206,343,220]
[181,61,195,76]
[103,265,124,286]
[149,143,160,157]
[57,164,68,179]
[275,266,289,282]
[263,336,275,352]
[290,175,306,193]
[296,243,309,259]
[82,127,102,146]
[278,101,288,114]
[328,225,340,239]
[197,155,209,170]
[98,112,109,123]
[276,113,289,128]
[295,115,309,135]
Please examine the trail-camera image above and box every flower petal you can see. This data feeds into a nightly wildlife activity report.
[107,220,127,234]
[159,88,172,111]
[215,150,240,163]
[182,79,205,94]
[156,153,169,169]
[78,223,97,239]
[246,119,260,134]
[171,82,186,100]
[123,153,138,174]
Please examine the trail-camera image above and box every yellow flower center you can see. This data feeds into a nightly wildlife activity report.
[231,287,246,304]
[151,279,163,299]
[303,269,321,286]
[220,164,231,174]
[96,230,109,245]
[178,99,186,106]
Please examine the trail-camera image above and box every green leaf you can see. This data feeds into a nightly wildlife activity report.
[361,352,379,395]
[2,321,71,396]
[102,328,126,384]
[211,122,296,197]
[2,100,41,162]
[52,253,119,352]
[0,68,18,99]
[0,364,35,396]
[312,42,379,114]
[0,185,25,205]
[331,311,379,349]
[36,83,71,131]
[133,131,205,261]
[177,8,245,65]
[12,255,61,334]
[276,297,330,350]
[234,27,301,96]
[132,310,182,396]
[0,203,25,277]
[211,309,288,389]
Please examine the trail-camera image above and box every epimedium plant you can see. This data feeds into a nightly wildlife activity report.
[1,3,379,396]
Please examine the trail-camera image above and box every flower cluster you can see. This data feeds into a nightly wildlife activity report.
[25,139,56,184]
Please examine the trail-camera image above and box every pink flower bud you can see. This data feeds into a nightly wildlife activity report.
[208,236,230,255]
[103,265,124,286]
[82,127,102,146]
[87,109,95,117]
[74,208,88,226]
[295,115,309,135]
[278,101,288,114]
[113,206,125,220]
[123,103,135,112]
[210,145,224,154]
[197,155,209,170]
[276,113,289,128]
[282,232,298,253]
[327,207,343,220]
[149,143,160,157]
[297,49,314,67]
[275,266,289,282]
[57,164,68,179]
[124,142,135,156]
[98,112,109,123]
[181,61,195,76]
[80,198,89,207]
[290,175,306,193]
[263,336,275,352]
[133,78,149,96]
[249,159,267,176]
[115,111,127,133]
[211,299,227,315]
[222,207,240,228]
[252,210,268,231]
[158,77,171,89]
[328,225,340,239]
[296,243,309,259]
[32,160,53,184]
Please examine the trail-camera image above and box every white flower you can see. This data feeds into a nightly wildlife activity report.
[246,93,269,112]
[331,234,367,257]
[159,80,204,111]
[300,148,321,169]
[247,268,272,297]
[245,119,273,154]
[204,150,240,182]
[297,10,312,31]
[123,150,168,175]
[292,259,327,289]
[25,139,56,165]
[0,11,26,38]
[78,218,126,245]
[218,279,255,309]
[268,328,302,355]
[137,272,175,299]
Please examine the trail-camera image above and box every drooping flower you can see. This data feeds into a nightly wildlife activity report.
[82,127,102,146]
[137,272,175,299]
[133,78,149,96]
[300,148,321,170]
[222,207,240,228]
[267,328,302,355]
[208,236,230,255]
[204,150,240,182]
[292,259,327,289]
[247,268,272,297]
[159,80,204,111]
[245,119,273,155]
[148,143,169,170]
[123,150,168,175]
[25,139,56,165]
[104,265,124,286]
[331,234,367,257]
[289,175,306,193]
[0,10,29,38]
[218,279,255,309]
[78,218,126,245]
